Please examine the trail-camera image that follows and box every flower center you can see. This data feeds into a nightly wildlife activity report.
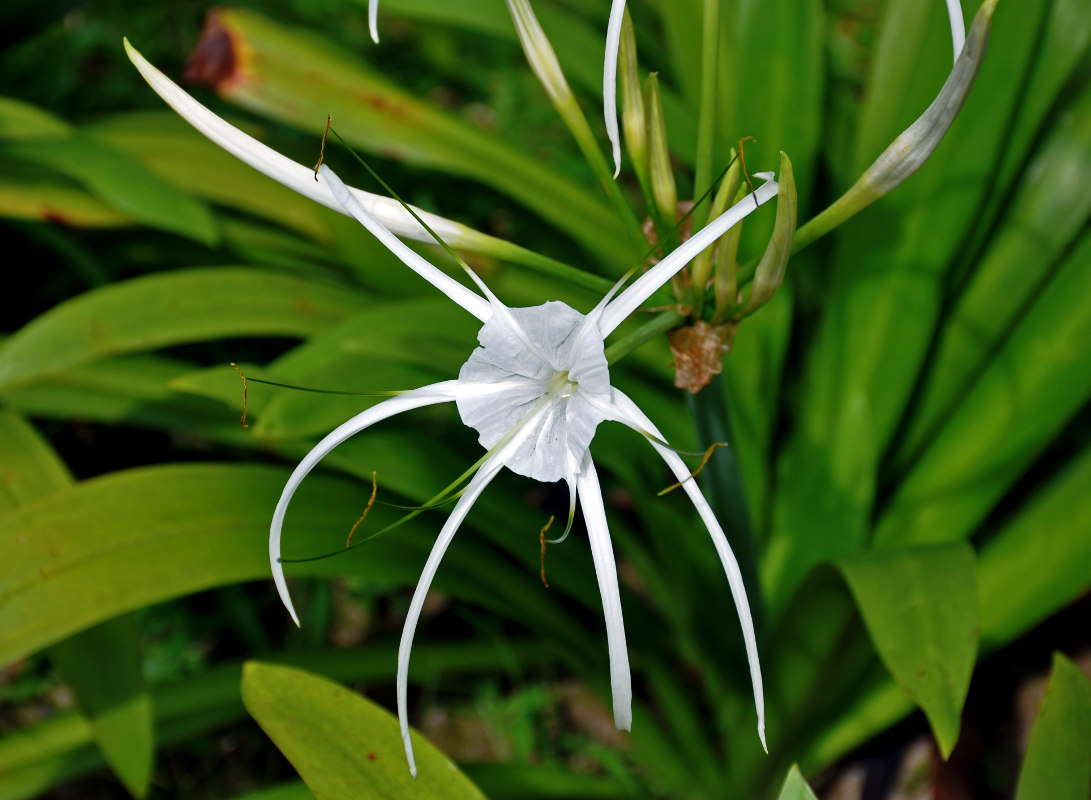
[546,370,577,399]
[455,301,613,483]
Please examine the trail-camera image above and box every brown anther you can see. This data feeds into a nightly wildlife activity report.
[346,472,378,547]
[229,362,249,428]
[658,442,728,496]
[539,515,555,588]
[314,114,331,181]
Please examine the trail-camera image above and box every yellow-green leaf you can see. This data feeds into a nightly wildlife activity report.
[240,662,486,800]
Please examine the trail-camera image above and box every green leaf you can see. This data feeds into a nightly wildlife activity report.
[0,408,72,513]
[0,464,397,664]
[0,410,154,798]
[0,267,367,391]
[0,641,555,800]
[776,765,819,800]
[48,618,154,798]
[2,135,217,244]
[1014,653,1091,800]
[0,96,71,140]
[240,662,486,799]
[892,83,1091,469]
[876,228,1091,547]
[978,446,1091,651]
[0,179,131,227]
[837,543,978,757]
[86,111,335,243]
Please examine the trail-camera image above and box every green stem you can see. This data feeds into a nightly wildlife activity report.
[604,308,684,365]
[686,374,765,635]
[566,111,649,254]
[691,0,721,232]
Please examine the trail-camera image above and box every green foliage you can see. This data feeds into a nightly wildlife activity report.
[1014,653,1091,800]
[241,662,486,799]
[838,544,978,757]
[1,0,1088,798]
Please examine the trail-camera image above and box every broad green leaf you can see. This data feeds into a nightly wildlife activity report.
[86,111,334,243]
[776,765,819,800]
[724,274,794,536]
[837,543,978,757]
[0,267,367,391]
[0,408,71,513]
[978,446,1091,650]
[734,0,824,218]
[48,618,153,798]
[876,229,1091,547]
[0,462,586,667]
[969,0,1091,256]
[893,84,1091,467]
[188,8,631,263]
[0,464,406,664]
[2,353,252,440]
[798,0,1044,485]
[0,179,130,227]
[2,135,217,244]
[1014,653,1091,800]
[240,662,486,799]
[252,299,476,438]
[0,96,71,140]
[762,387,876,617]
[0,410,154,798]
[0,641,555,800]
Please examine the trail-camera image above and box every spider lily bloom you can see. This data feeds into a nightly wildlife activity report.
[274,164,777,776]
[125,37,777,777]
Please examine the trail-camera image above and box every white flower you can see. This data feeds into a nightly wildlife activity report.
[126,39,779,777]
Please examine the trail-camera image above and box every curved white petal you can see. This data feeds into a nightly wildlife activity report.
[319,165,492,322]
[398,455,505,777]
[123,39,475,247]
[397,379,553,774]
[945,0,965,63]
[599,175,780,336]
[604,0,627,179]
[269,381,462,627]
[604,389,766,750]
[576,451,633,730]
[369,0,380,43]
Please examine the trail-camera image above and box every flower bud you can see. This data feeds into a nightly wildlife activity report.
[745,151,796,313]
[505,0,575,111]
[644,73,677,229]
[618,10,646,181]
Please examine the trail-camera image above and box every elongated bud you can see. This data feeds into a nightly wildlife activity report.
[712,182,747,322]
[506,0,575,111]
[645,73,677,226]
[745,152,796,313]
[794,0,996,251]
[618,10,646,179]
[690,151,740,301]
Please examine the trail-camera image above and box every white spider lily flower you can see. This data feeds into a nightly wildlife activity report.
[271,164,777,775]
[601,0,965,179]
[124,35,777,777]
